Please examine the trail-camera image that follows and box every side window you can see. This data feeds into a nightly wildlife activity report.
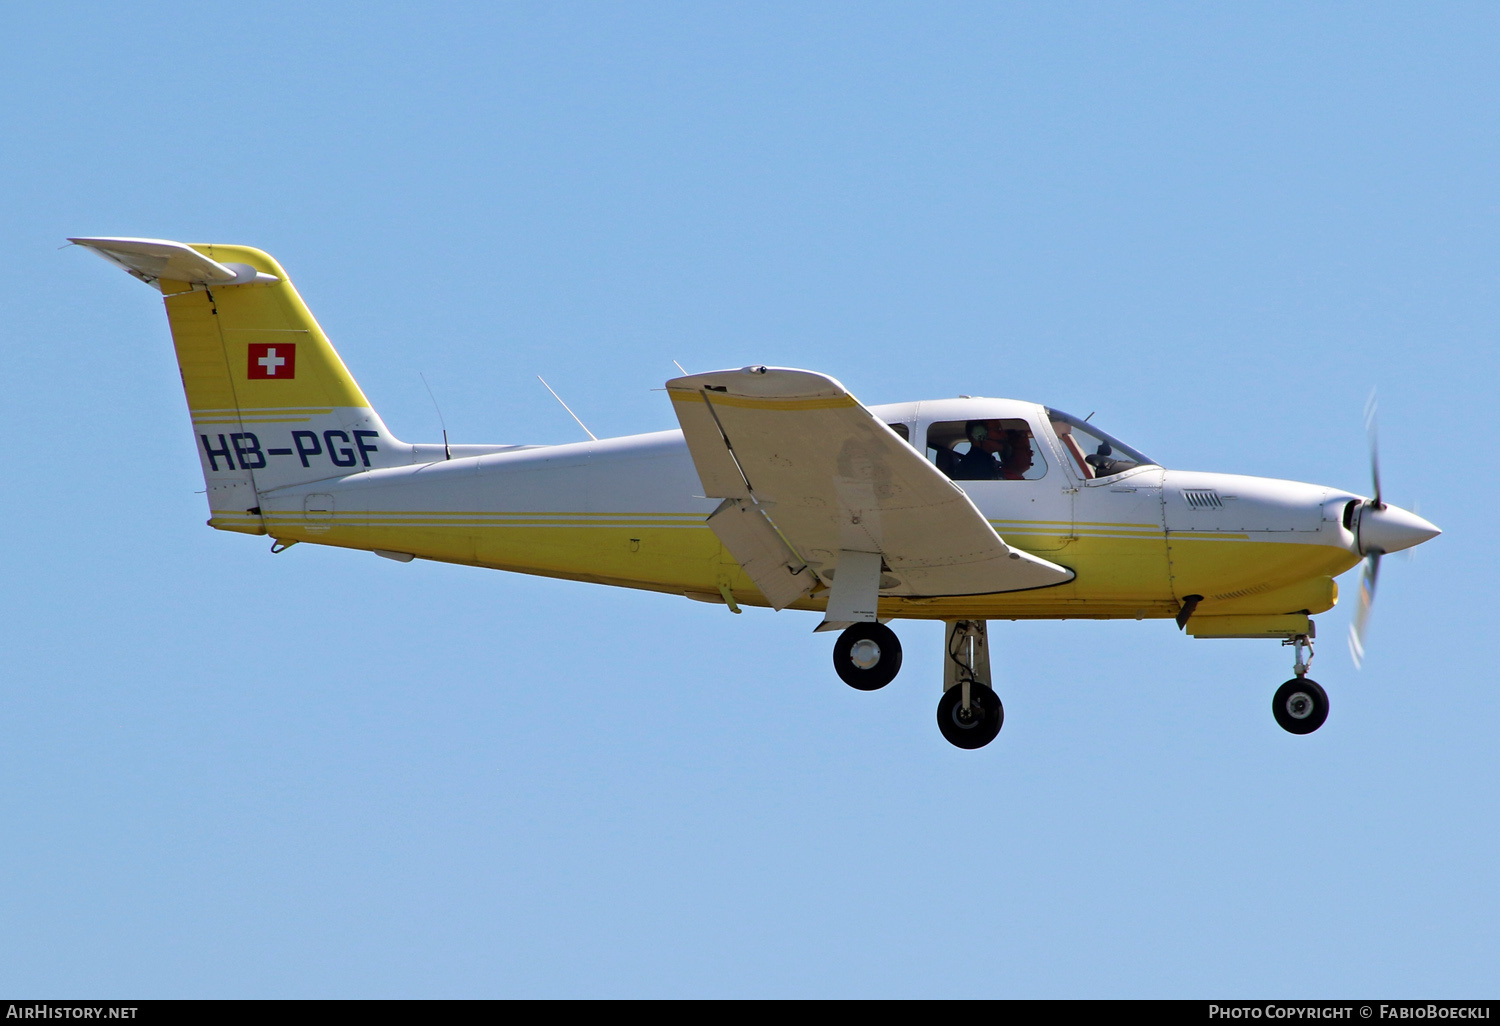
[925,419,1048,481]
[887,423,910,443]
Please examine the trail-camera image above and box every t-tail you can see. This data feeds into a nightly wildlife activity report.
[71,237,452,536]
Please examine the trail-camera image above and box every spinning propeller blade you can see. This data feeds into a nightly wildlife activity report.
[1349,393,1385,667]
[1402,500,1422,562]
[1347,551,1381,669]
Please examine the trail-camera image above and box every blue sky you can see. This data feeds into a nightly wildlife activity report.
[1,2,1495,997]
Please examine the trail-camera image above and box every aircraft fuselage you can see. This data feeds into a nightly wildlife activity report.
[249,397,1366,625]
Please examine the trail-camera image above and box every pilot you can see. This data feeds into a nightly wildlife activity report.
[998,429,1035,480]
[951,420,1002,480]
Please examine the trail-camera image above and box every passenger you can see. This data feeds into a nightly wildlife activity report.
[950,420,1001,480]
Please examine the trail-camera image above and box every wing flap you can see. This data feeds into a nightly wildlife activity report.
[707,498,815,610]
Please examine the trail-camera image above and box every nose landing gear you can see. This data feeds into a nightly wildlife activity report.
[1274,632,1329,734]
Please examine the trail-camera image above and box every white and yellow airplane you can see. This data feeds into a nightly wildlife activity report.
[72,236,1441,748]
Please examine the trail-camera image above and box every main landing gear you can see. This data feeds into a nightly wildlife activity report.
[831,619,1003,749]
[832,622,903,691]
[938,619,1003,749]
[1274,632,1329,735]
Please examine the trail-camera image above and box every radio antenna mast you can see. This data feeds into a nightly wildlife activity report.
[419,372,452,460]
[537,375,598,441]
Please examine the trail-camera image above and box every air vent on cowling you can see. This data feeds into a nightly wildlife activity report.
[1213,582,1273,600]
[1182,489,1224,510]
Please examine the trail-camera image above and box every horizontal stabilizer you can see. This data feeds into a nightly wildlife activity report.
[69,237,279,288]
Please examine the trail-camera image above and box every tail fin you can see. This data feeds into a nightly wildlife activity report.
[72,238,406,534]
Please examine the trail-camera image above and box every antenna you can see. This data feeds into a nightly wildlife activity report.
[419,373,452,460]
[537,375,598,441]
[673,360,688,375]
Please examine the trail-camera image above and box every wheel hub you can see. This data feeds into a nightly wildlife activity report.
[1285,692,1315,719]
[849,638,882,670]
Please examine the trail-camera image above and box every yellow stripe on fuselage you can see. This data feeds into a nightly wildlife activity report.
[253,506,1350,621]
[666,389,859,411]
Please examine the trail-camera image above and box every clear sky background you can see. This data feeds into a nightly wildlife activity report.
[1,2,1496,998]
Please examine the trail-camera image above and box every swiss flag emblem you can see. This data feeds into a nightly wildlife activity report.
[248,343,297,380]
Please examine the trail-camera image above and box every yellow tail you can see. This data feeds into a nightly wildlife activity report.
[73,238,403,534]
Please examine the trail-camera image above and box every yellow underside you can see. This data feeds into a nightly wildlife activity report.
[215,509,1359,622]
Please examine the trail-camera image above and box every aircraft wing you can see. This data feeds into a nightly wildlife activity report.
[668,367,1074,608]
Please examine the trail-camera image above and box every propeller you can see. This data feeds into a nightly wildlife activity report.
[1348,392,1383,669]
[1344,392,1441,667]
[1365,391,1383,512]
[1401,499,1422,562]
[1348,550,1381,669]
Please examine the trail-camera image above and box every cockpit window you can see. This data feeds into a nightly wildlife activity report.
[1046,409,1157,480]
[926,419,1048,481]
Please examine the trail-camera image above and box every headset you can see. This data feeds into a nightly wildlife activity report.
[967,420,1031,468]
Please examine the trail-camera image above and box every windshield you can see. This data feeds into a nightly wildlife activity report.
[1045,409,1158,479]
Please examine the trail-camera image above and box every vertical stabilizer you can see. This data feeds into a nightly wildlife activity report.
[72,238,407,534]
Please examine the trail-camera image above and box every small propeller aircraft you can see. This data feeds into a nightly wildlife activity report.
[72,237,1442,748]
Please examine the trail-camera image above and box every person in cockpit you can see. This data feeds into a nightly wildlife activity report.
[997,429,1035,480]
[951,420,1002,480]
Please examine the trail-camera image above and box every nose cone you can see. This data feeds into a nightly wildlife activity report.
[1359,503,1441,555]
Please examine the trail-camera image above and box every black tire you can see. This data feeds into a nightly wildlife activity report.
[937,682,1004,749]
[1272,678,1330,735]
[832,622,903,691]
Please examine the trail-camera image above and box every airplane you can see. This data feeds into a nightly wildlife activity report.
[70,236,1442,749]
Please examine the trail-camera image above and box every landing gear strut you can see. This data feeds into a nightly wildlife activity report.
[833,622,903,690]
[1274,632,1329,734]
[938,619,1003,749]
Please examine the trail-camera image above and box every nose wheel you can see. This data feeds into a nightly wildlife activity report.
[1274,632,1329,734]
[833,622,903,690]
[1273,678,1329,734]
